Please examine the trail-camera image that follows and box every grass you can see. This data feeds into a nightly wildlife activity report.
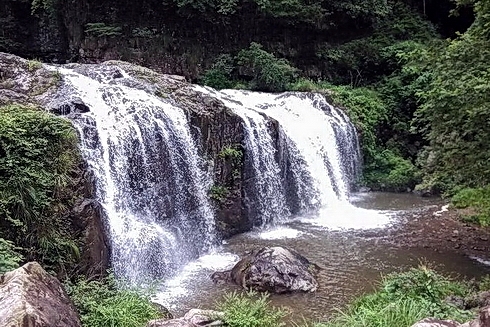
[65,274,164,327]
[217,291,288,327]
[308,266,474,327]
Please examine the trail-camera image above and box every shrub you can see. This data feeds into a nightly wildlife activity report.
[66,274,163,327]
[0,238,23,274]
[236,42,297,92]
[202,54,234,90]
[364,149,420,191]
[210,185,229,202]
[217,291,287,327]
[314,266,473,327]
[452,186,490,227]
[0,104,81,275]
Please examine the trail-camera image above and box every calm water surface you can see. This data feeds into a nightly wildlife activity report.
[154,193,490,323]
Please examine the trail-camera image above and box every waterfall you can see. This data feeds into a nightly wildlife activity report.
[194,86,290,226]
[47,63,363,286]
[50,66,217,283]
[218,90,361,212]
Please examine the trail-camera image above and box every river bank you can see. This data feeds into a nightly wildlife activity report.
[355,193,490,267]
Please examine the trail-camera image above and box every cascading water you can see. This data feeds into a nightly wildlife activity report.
[49,66,217,283]
[213,90,387,230]
[194,86,290,225]
[215,90,362,214]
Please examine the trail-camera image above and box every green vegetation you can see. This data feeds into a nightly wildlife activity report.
[27,59,42,71]
[66,274,163,327]
[0,104,81,275]
[203,43,297,92]
[217,291,287,327]
[313,266,474,327]
[218,145,243,160]
[202,54,234,90]
[236,42,297,92]
[210,185,229,202]
[85,23,123,38]
[452,186,490,227]
[0,238,23,274]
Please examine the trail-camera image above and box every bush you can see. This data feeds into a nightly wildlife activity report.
[364,149,420,191]
[0,238,23,274]
[0,104,81,275]
[236,42,297,92]
[452,186,490,227]
[217,291,287,327]
[314,266,473,327]
[202,54,234,89]
[66,274,163,327]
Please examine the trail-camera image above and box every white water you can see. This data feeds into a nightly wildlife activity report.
[194,86,290,225]
[49,66,217,283]
[49,64,389,301]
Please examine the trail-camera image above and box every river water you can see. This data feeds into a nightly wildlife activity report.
[154,192,490,323]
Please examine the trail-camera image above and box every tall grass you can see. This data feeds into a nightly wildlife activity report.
[217,291,288,327]
[311,266,474,327]
[65,274,163,327]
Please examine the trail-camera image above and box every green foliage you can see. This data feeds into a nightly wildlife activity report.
[314,266,473,327]
[27,59,42,72]
[236,42,297,92]
[316,2,437,86]
[210,185,229,202]
[202,54,234,90]
[413,0,490,193]
[0,104,81,275]
[217,291,287,327]
[218,146,243,160]
[31,0,57,16]
[452,186,490,226]
[85,23,122,38]
[66,274,162,327]
[364,149,420,191]
[0,238,23,274]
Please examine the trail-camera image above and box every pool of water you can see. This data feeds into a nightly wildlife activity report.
[154,193,490,323]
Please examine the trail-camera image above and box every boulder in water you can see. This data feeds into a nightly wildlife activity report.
[147,309,224,327]
[213,246,318,293]
[0,262,81,327]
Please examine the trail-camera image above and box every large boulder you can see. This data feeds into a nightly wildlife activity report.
[0,262,82,327]
[213,246,318,293]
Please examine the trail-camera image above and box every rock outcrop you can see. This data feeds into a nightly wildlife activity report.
[412,306,490,327]
[212,246,319,293]
[147,309,224,327]
[410,319,461,327]
[0,262,82,327]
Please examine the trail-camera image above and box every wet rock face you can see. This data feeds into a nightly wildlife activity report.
[0,53,60,106]
[213,246,318,293]
[0,262,82,327]
[72,198,110,278]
